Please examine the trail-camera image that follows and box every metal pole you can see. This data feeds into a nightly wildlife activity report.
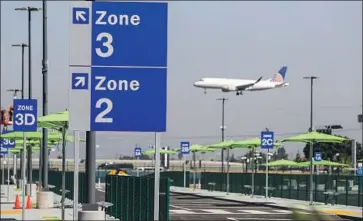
[251,148,255,197]
[221,98,225,173]
[41,0,49,190]
[193,152,196,189]
[154,133,161,221]
[73,130,79,221]
[309,78,314,205]
[86,131,96,203]
[265,149,269,198]
[352,139,356,176]
[61,127,67,221]
[7,153,10,201]
[27,9,33,190]
[22,133,27,221]
[2,158,4,185]
[226,147,230,194]
[183,154,186,188]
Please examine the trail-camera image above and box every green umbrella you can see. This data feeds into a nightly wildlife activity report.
[297,160,349,167]
[1,131,74,142]
[281,131,348,143]
[142,149,179,156]
[190,144,210,152]
[282,131,348,205]
[261,159,299,167]
[37,111,69,129]
[208,140,237,149]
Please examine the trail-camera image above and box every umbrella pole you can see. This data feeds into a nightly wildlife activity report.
[309,142,314,205]
[61,127,67,221]
[226,148,230,195]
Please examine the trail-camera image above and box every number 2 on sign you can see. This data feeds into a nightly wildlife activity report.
[262,138,273,146]
[95,98,113,123]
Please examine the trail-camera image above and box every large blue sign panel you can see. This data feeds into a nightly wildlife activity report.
[13,99,38,132]
[69,1,168,132]
[261,131,274,149]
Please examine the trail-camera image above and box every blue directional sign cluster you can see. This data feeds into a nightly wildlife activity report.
[261,131,274,149]
[70,1,168,132]
[1,127,15,148]
[180,141,190,154]
[13,99,38,132]
[315,152,322,161]
[134,147,142,157]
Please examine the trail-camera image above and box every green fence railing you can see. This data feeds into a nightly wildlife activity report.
[105,174,170,221]
[200,172,363,207]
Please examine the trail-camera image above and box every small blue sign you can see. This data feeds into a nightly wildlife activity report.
[180,141,190,154]
[0,146,9,155]
[13,99,38,132]
[261,131,274,149]
[72,73,89,90]
[315,152,322,161]
[1,128,15,148]
[72,7,89,24]
[134,147,142,157]
[358,167,362,176]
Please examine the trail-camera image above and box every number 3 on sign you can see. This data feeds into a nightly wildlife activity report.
[96,32,114,58]
[95,98,113,123]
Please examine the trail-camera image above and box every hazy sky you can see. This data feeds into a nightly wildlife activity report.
[1,1,362,160]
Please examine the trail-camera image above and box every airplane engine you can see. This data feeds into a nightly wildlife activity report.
[221,86,235,92]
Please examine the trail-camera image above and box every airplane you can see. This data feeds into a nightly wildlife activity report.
[193,66,289,95]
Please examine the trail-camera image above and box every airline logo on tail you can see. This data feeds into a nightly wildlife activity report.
[271,66,287,83]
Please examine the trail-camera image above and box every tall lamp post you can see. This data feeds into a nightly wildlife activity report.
[217,98,228,173]
[14,6,41,192]
[11,44,28,100]
[303,76,318,205]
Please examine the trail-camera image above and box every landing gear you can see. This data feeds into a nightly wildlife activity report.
[236,91,243,95]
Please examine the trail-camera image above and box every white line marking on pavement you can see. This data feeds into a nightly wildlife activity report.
[170,205,192,211]
[272,209,292,214]
[238,210,270,214]
[228,218,292,221]
[170,209,196,214]
[201,209,234,214]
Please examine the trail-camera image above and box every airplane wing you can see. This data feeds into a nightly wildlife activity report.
[235,76,263,91]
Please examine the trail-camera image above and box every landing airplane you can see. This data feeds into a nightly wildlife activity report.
[193,66,289,95]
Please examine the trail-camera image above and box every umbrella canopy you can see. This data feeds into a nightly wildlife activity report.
[281,131,348,143]
[142,149,179,156]
[261,159,299,167]
[233,138,281,148]
[297,160,349,167]
[190,144,209,152]
[1,131,75,142]
[208,140,240,149]
[37,111,69,129]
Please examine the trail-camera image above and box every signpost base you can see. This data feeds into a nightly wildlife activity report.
[36,191,54,209]
[78,210,105,220]
[25,183,37,198]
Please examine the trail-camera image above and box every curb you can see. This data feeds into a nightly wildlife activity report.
[171,190,360,220]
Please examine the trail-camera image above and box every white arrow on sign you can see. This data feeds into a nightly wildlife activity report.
[76,11,87,22]
[75,76,86,87]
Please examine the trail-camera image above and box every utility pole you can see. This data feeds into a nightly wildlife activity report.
[41,0,49,190]
[14,6,41,190]
[217,98,228,173]
[303,76,318,206]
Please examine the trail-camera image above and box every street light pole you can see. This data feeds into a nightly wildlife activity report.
[15,5,41,197]
[217,98,228,173]
[11,44,28,100]
[303,76,318,205]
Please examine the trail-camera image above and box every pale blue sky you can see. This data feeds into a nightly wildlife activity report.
[1,1,362,160]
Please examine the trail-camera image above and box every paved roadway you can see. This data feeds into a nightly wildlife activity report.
[95,186,348,221]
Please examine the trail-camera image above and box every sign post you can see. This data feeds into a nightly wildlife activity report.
[180,141,190,188]
[1,128,16,202]
[261,130,274,198]
[134,147,142,177]
[13,99,37,221]
[69,1,167,220]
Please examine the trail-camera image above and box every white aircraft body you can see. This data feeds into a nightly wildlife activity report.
[193,66,289,95]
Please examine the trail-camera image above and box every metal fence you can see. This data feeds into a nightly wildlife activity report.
[105,174,170,221]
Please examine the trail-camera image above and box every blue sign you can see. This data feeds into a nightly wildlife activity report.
[1,128,15,148]
[134,147,142,157]
[0,146,9,155]
[358,167,362,176]
[72,73,89,90]
[261,131,274,149]
[315,152,322,161]
[180,141,190,154]
[13,99,38,132]
[69,1,168,132]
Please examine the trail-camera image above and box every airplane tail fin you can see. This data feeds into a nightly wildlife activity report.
[270,66,287,83]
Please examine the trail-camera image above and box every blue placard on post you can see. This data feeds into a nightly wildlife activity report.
[358,167,362,176]
[180,141,190,154]
[1,128,15,148]
[134,147,142,157]
[69,1,168,132]
[0,146,9,155]
[261,131,274,149]
[315,152,322,161]
[13,99,38,132]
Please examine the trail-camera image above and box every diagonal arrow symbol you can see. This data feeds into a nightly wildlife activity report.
[76,11,87,22]
[75,76,86,87]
